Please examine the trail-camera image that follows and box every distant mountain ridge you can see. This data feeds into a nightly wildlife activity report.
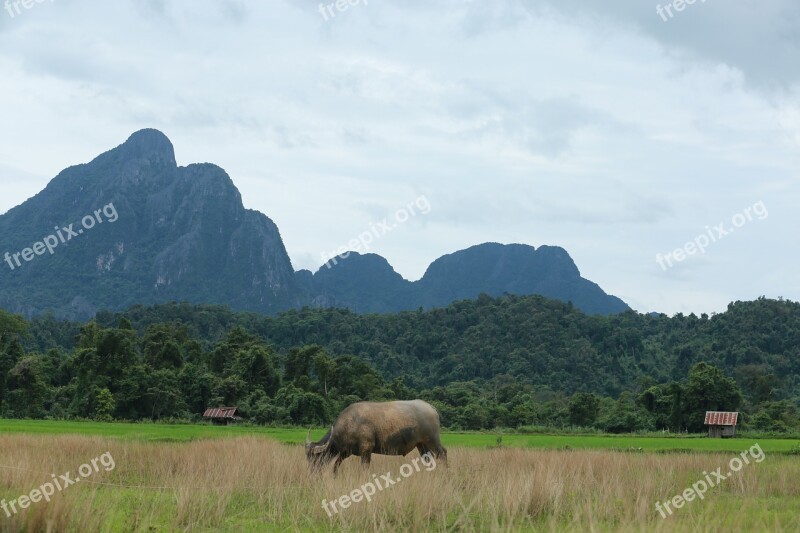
[0,129,629,319]
[303,244,629,315]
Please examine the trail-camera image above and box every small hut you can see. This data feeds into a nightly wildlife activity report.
[203,407,242,426]
[704,411,738,438]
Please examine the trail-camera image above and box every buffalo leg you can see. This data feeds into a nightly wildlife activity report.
[418,442,447,467]
[359,444,372,467]
[435,445,448,465]
[428,437,448,465]
[332,454,346,476]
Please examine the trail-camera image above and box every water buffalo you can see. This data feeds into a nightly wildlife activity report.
[305,399,447,474]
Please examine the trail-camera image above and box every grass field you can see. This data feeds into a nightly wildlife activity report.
[0,421,798,531]
[0,420,798,453]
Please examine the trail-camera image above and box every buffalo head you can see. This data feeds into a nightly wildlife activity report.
[305,427,336,470]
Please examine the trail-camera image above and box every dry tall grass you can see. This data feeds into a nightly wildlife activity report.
[0,435,797,532]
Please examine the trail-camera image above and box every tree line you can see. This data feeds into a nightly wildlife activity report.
[1,294,798,433]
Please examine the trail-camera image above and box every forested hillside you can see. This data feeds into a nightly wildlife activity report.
[2,295,798,432]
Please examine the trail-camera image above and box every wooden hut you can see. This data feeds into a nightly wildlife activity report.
[203,407,242,425]
[704,411,738,438]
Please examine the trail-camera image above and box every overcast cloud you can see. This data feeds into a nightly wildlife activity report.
[0,0,797,315]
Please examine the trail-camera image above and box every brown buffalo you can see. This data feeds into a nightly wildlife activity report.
[305,399,447,474]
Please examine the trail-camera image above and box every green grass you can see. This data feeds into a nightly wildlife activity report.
[1,419,798,454]
[0,419,297,442]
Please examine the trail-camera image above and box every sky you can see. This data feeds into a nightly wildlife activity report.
[0,0,798,315]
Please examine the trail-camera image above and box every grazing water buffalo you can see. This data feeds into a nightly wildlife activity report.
[305,399,447,474]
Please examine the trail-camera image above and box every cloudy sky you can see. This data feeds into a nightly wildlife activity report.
[0,0,798,315]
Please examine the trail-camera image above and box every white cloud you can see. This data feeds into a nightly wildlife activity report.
[0,0,797,314]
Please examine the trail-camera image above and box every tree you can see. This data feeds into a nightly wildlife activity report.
[313,351,336,397]
[274,384,329,425]
[639,383,678,430]
[285,345,323,385]
[463,402,490,429]
[598,392,653,433]
[507,394,537,427]
[569,392,600,427]
[94,388,116,421]
[235,345,280,396]
[682,362,743,432]
[0,310,27,349]
[7,355,49,418]
[0,311,27,414]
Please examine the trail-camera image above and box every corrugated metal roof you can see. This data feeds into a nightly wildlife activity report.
[704,411,738,426]
[203,407,240,419]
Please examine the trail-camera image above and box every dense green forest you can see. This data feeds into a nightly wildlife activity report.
[1,295,798,433]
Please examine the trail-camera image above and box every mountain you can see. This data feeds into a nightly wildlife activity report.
[0,129,302,318]
[306,253,410,314]
[304,244,629,315]
[0,129,629,319]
